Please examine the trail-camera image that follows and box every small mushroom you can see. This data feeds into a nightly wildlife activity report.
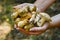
[37,13,51,26]
[37,18,45,26]
[29,11,37,22]
[18,19,28,28]
[34,13,41,23]
[11,12,18,19]
[18,6,29,17]
[40,13,51,22]
[24,23,34,31]
[15,18,21,23]
[20,13,31,20]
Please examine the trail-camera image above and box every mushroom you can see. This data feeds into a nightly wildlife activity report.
[37,13,51,26]
[29,11,37,22]
[18,19,28,28]
[11,12,18,19]
[24,23,34,31]
[18,5,29,17]
[15,18,21,23]
[34,13,41,23]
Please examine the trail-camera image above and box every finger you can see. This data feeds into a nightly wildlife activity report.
[29,27,43,31]
[42,22,49,30]
[13,5,21,9]
[13,3,30,9]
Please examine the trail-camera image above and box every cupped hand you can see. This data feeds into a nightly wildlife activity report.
[29,23,50,34]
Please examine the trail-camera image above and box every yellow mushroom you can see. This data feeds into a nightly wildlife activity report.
[15,18,21,23]
[29,11,37,22]
[40,13,51,21]
[18,6,29,17]
[20,13,31,20]
[34,13,41,23]
[18,19,28,28]
[37,13,51,26]
[24,23,34,31]
[11,12,18,19]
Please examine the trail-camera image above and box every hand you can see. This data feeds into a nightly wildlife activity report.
[29,22,50,34]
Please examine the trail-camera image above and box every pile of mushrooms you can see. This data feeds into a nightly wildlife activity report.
[11,4,51,31]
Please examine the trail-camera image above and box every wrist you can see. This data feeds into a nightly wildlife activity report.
[50,14,60,28]
[34,0,55,12]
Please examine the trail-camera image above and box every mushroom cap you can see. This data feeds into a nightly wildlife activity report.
[40,13,51,21]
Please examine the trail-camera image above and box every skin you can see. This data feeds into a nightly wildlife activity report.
[14,0,60,35]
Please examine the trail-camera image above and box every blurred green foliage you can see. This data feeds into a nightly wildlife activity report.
[0,0,14,27]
